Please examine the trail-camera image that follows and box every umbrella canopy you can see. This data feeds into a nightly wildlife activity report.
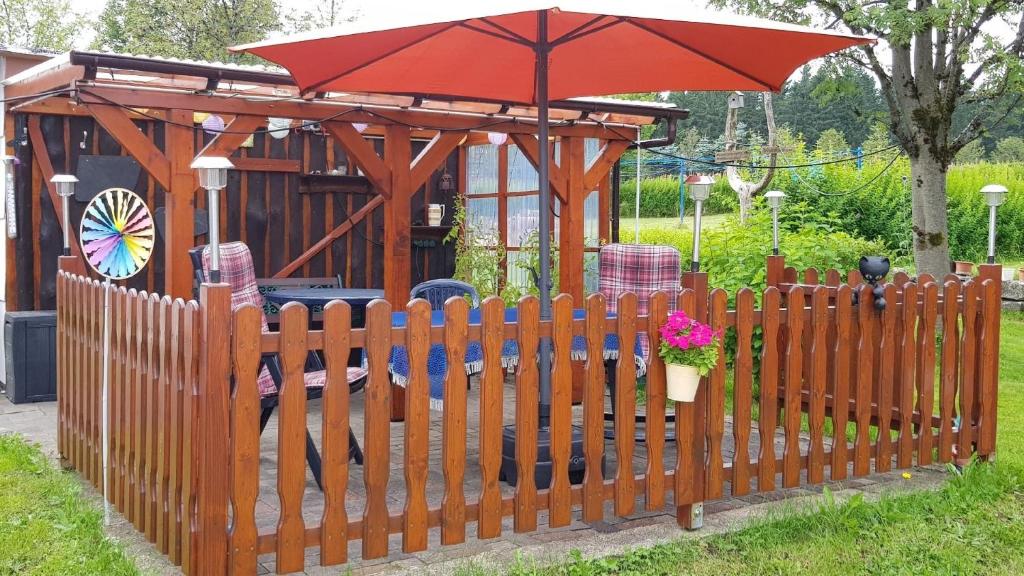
[234,0,872,103]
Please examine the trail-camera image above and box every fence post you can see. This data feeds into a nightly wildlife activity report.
[976,264,1001,459]
[766,255,785,290]
[677,271,708,530]
[194,283,231,575]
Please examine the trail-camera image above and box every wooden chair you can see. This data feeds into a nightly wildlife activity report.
[598,243,681,442]
[190,243,366,489]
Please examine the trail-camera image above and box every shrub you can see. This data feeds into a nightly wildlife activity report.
[619,175,737,217]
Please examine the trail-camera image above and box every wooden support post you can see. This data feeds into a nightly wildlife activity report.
[766,255,785,289]
[384,125,412,422]
[677,271,708,529]
[976,263,1001,459]
[194,282,231,575]
[559,137,585,303]
[166,110,196,299]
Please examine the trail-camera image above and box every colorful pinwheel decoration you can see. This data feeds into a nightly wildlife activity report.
[80,188,154,280]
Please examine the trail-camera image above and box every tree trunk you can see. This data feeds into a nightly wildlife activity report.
[910,152,951,279]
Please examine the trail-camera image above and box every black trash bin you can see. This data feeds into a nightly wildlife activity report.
[4,311,57,403]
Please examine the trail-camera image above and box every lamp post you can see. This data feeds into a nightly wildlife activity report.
[981,184,1008,265]
[684,174,714,272]
[190,156,234,283]
[51,175,78,256]
[765,190,785,256]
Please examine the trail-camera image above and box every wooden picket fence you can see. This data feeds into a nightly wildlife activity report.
[56,271,201,569]
[55,260,1002,576]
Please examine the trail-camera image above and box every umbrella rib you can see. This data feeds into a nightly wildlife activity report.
[304,22,462,94]
[625,19,776,91]
[550,16,624,47]
[460,20,534,47]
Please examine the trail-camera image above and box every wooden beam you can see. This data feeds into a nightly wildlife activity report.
[229,157,301,173]
[195,114,265,159]
[4,64,85,100]
[508,133,568,203]
[409,131,466,191]
[559,137,586,302]
[85,103,171,190]
[584,140,630,192]
[165,109,196,299]
[273,195,383,278]
[383,125,412,304]
[76,87,636,140]
[26,116,86,265]
[324,122,392,199]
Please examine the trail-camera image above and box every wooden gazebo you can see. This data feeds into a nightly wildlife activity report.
[3,51,687,309]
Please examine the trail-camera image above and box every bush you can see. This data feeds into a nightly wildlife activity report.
[619,175,737,217]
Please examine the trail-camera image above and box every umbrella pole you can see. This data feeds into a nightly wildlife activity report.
[536,10,552,428]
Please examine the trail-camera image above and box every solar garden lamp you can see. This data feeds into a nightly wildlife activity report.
[191,156,234,283]
[51,174,78,256]
[685,174,714,272]
[765,190,785,256]
[981,184,1008,265]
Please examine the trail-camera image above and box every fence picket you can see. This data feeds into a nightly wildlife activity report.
[731,289,754,496]
[582,294,606,522]
[514,297,540,533]
[875,284,897,473]
[550,294,574,527]
[109,286,122,511]
[783,286,804,488]
[228,305,262,575]
[897,283,918,468]
[363,300,393,559]
[478,297,505,538]
[978,279,999,457]
[916,282,937,466]
[145,294,160,539]
[706,290,727,499]
[645,291,668,510]
[614,293,638,516]
[276,303,309,573]
[168,300,184,565]
[402,299,430,554]
[675,289,697,506]
[831,285,852,480]
[131,291,145,527]
[180,301,200,574]
[442,297,469,545]
[808,287,828,484]
[156,296,171,554]
[322,301,352,564]
[959,281,979,461]
[938,281,960,463]
[758,288,780,492]
[854,284,874,476]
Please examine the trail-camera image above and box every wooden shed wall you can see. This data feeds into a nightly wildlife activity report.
[7,113,457,311]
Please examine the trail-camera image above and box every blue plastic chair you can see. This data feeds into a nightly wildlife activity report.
[410,279,480,310]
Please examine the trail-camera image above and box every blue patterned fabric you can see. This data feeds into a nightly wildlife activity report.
[388,308,645,410]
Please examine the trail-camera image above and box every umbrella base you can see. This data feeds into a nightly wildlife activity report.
[499,424,602,487]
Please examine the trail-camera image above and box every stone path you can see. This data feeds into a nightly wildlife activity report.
[0,381,951,576]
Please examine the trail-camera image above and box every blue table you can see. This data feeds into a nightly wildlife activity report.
[389,307,646,410]
[261,288,385,309]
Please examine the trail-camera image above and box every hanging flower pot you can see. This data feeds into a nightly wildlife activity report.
[658,310,721,403]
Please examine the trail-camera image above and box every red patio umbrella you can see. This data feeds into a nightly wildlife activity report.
[234,0,872,427]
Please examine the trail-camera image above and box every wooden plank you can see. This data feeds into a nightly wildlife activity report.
[275,303,308,573]
[583,140,630,191]
[165,109,197,299]
[145,293,159,538]
[401,299,430,553]
[26,116,85,264]
[507,133,568,202]
[706,289,727,499]
[807,287,828,484]
[938,281,959,463]
[84,104,171,189]
[478,297,505,539]
[582,294,607,522]
[132,290,147,527]
[916,282,938,466]
[853,285,873,476]
[977,278,999,457]
[181,301,200,575]
[831,285,852,480]
[732,288,754,496]
[363,300,393,559]
[321,301,352,565]
[324,122,392,198]
[442,297,469,545]
[958,281,979,461]
[897,282,918,469]
[782,286,804,488]
[549,294,574,527]
[228,305,262,575]
[559,137,586,301]
[109,286,122,511]
[645,291,669,509]
[514,297,540,533]
[156,296,171,553]
[758,288,780,492]
[875,284,897,473]
[410,131,466,191]
[384,125,413,304]
[614,293,638,516]
[273,196,384,279]
[168,300,184,564]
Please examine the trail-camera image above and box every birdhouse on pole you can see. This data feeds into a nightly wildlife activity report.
[727,91,745,109]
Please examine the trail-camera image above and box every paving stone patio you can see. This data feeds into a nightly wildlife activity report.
[0,378,951,576]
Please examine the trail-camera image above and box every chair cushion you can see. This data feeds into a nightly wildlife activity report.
[598,244,682,361]
[302,366,370,389]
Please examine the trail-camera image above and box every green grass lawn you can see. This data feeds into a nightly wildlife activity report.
[459,312,1024,576]
[0,435,138,575]
[619,213,730,232]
